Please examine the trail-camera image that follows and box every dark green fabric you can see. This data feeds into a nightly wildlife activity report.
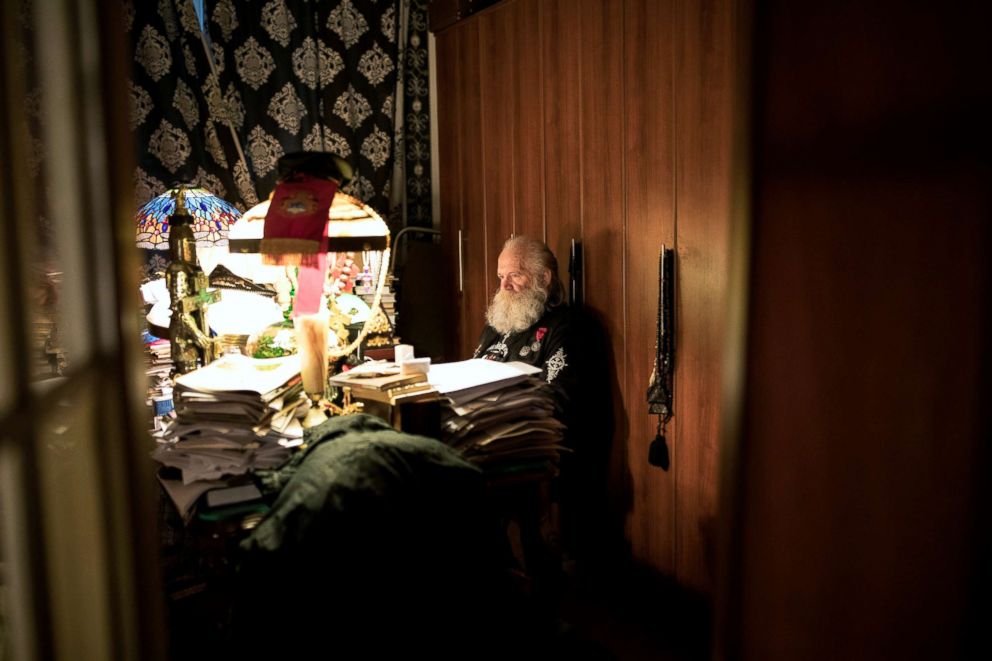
[243,412,481,554]
[232,413,534,658]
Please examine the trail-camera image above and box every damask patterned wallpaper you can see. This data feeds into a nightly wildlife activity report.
[128,1,243,215]
[127,0,432,277]
[401,0,432,228]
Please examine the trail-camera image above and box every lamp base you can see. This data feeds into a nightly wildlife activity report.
[302,401,329,428]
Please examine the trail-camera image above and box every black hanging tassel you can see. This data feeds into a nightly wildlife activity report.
[648,416,670,470]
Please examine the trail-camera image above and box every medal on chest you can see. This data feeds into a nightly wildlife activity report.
[520,326,547,357]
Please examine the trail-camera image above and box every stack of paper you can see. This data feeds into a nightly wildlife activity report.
[428,359,540,405]
[144,335,175,431]
[145,336,172,380]
[151,354,306,484]
[429,359,568,473]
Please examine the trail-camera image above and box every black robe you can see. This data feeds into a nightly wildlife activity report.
[473,305,576,420]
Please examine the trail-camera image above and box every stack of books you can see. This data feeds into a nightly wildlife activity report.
[151,354,306,485]
[329,364,438,424]
[355,273,398,326]
[328,362,437,406]
[145,335,172,381]
[143,333,175,429]
[428,359,568,474]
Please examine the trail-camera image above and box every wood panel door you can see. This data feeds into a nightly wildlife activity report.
[622,0,679,577]
[477,0,546,280]
[432,0,744,597]
[722,2,991,658]
[438,0,549,360]
[436,22,487,361]
[670,0,738,593]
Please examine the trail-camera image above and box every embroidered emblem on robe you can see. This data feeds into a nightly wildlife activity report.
[546,347,567,382]
[484,333,510,360]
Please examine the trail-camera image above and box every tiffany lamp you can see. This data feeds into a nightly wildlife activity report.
[135,185,242,250]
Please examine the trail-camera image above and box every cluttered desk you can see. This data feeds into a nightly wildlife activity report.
[151,353,565,517]
[140,153,568,656]
[150,355,567,657]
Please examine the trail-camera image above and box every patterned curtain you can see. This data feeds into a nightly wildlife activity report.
[206,0,401,224]
[396,0,432,228]
[127,0,247,278]
[128,0,432,277]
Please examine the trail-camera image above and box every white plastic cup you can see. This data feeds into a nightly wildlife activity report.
[394,343,415,363]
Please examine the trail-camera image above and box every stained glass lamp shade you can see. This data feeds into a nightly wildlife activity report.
[135,186,242,249]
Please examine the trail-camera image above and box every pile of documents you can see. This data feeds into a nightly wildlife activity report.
[428,359,568,473]
[144,336,173,405]
[145,335,172,380]
[143,334,176,430]
[152,354,306,484]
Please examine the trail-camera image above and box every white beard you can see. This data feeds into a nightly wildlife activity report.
[486,285,548,335]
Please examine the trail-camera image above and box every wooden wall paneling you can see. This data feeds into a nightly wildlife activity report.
[509,0,546,240]
[439,21,490,360]
[479,6,516,270]
[575,0,625,322]
[456,20,489,359]
[541,0,583,283]
[672,0,736,593]
[434,0,740,590]
[731,3,991,658]
[622,0,678,574]
[575,0,627,554]
[434,29,464,361]
[739,177,989,661]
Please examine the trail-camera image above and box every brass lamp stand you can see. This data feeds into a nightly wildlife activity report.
[165,190,220,374]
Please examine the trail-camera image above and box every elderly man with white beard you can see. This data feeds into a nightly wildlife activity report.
[475,236,621,597]
[473,234,588,612]
[473,235,576,416]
